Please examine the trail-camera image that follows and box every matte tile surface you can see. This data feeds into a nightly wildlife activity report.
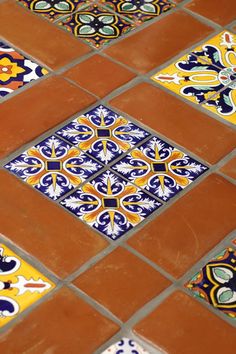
[220,156,236,180]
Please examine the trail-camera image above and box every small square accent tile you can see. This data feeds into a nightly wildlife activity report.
[111,136,208,201]
[56,105,150,164]
[0,40,48,98]
[5,135,102,200]
[56,4,137,48]
[186,247,236,319]
[102,338,149,353]
[0,243,54,327]
[60,170,161,240]
[99,0,175,24]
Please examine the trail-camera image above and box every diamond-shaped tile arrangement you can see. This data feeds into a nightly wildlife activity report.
[151,31,236,124]
[102,338,149,353]
[5,135,103,200]
[111,136,208,201]
[0,243,54,327]
[186,247,236,319]
[56,105,150,164]
[61,170,161,240]
[0,40,48,98]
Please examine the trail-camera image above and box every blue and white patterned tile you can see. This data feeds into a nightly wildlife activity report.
[60,170,161,240]
[101,338,149,353]
[56,105,150,165]
[5,135,102,200]
[111,136,208,201]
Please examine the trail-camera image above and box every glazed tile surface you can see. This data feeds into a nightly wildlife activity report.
[186,248,236,319]
[5,135,102,200]
[102,338,149,353]
[61,170,161,240]
[0,41,47,98]
[56,4,137,48]
[56,105,150,164]
[0,244,54,327]
[111,136,208,201]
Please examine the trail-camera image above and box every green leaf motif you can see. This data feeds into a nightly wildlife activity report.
[35,1,51,10]
[194,86,212,90]
[223,94,233,107]
[190,66,210,71]
[79,14,94,24]
[213,51,220,63]
[55,2,70,11]
[99,26,115,36]
[79,25,95,35]
[213,267,231,281]
[141,3,156,13]
[98,15,114,24]
[219,289,234,303]
[121,3,137,11]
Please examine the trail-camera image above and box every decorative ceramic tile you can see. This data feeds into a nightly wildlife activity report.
[0,243,54,327]
[61,170,161,240]
[102,338,149,353]
[56,105,150,164]
[5,135,102,200]
[0,41,48,98]
[56,4,136,48]
[111,136,208,201]
[99,0,175,24]
[186,248,236,319]
[17,0,88,21]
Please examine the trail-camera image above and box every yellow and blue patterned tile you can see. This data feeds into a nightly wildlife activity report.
[0,244,54,328]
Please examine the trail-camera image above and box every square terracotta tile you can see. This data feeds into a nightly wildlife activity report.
[74,247,171,321]
[5,135,102,201]
[0,287,119,354]
[56,3,137,48]
[0,40,48,98]
[111,136,208,201]
[102,338,149,353]
[61,170,162,240]
[56,105,150,164]
[220,156,236,180]
[0,243,54,328]
[186,247,236,320]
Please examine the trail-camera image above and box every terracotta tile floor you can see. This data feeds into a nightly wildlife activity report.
[0,0,235,353]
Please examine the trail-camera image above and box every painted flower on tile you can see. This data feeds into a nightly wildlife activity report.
[0,244,54,327]
[5,136,102,200]
[61,170,161,239]
[0,41,47,98]
[186,248,236,319]
[102,338,149,353]
[112,137,207,201]
[56,105,150,164]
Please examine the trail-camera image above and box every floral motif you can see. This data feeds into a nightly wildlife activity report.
[56,4,136,48]
[186,248,236,319]
[111,137,207,201]
[0,244,54,327]
[61,170,161,240]
[56,105,150,164]
[102,338,149,353]
[0,41,47,98]
[5,136,102,200]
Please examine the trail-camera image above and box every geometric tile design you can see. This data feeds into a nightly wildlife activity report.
[0,243,54,328]
[61,170,162,240]
[0,41,48,98]
[186,248,236,319]
[101,338,149,353]
[56,105,150,165]
[151,31,236,125]
[99,0,175,24]
[111,136,208,201]
[56,4,137,48]
[5,135,102,200]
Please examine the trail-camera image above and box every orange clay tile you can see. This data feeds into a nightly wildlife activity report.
[63,54,136,98]
[0,287,119,354]
[74,247,171,321]
[134,291,235,354]
[0,170,108,278]
[128,174,236,278]
[110,83,236,164]
[220,156,236,180]
[0,76,95,159]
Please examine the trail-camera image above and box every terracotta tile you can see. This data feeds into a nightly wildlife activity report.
[0,170,108,278]
[0,76,95,159]
[128,174,236,278]
[186,0,236,26]
[134,291,235,354]
[64,55,136,98]
[0,1,91,70]
[220,156,236,180]
[74,247,171,321]
[0,287,119,354]
[105,10,213,73]
[110,83,236,164]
